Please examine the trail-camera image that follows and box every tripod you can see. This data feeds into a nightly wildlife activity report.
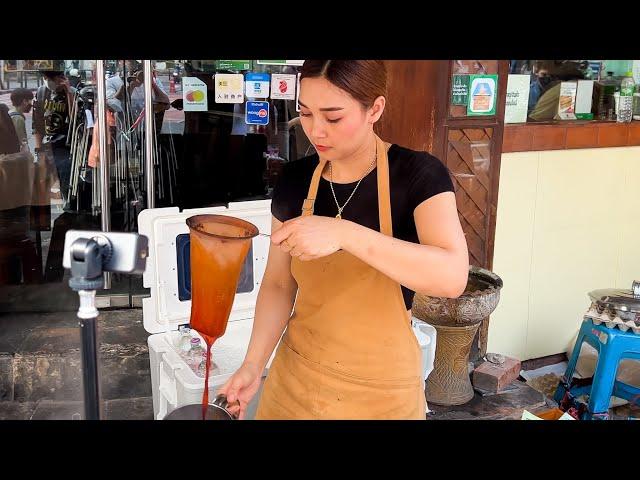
[65,231,148,420]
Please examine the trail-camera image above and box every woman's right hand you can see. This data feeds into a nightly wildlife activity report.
[216,362,263,420]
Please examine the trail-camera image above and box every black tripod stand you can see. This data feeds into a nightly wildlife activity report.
[65,231,148,420]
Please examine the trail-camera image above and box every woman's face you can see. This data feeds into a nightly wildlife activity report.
[298,76,384,162]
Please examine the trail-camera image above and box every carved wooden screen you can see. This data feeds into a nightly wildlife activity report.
[447,128,494,268]
[373,60,508,356]
[437,60,509,356]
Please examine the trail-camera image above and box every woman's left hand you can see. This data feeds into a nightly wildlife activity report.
[271,216,347,261]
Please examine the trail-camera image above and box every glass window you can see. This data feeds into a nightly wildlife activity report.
[151,59,309,209]
[509,60,637,122]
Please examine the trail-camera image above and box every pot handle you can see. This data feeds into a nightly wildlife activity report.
[212,393,240,419]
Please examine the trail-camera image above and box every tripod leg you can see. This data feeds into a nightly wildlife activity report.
[77,290,101,420]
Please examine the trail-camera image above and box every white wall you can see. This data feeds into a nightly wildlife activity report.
[488,146,640,360]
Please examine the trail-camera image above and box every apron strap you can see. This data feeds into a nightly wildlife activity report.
[375,135,393,237]
[301,158,327,216]
[301,135,393,237]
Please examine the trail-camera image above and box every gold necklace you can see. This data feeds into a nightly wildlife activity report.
[328,144,377,219]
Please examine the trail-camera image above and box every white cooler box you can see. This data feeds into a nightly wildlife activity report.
[138,199,436,420]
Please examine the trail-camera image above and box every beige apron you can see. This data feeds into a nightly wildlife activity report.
[255,135,425,419]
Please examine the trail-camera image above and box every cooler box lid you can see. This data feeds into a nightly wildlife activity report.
[137,200,272,334]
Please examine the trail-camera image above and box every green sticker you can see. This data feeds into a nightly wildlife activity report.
[451,75,469,105]
[467,74,498,116]
[216,60,252,71]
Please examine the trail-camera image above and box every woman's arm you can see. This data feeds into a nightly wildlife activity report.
[340,191,468,298]
[272,191,468,298]
[242,216,299,373]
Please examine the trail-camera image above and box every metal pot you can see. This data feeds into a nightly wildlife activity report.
[164,394,238,420]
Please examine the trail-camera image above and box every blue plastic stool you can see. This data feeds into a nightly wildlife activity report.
[554,317,640,420]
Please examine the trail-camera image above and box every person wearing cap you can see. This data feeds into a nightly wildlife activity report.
[67,68,82,89]
[105,60,170,122]
[32,62,86,282]
[32,63,77,206]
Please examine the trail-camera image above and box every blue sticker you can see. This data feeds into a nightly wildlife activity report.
[245,101,270,125]
[245,72,270,98]
[246,72,270,82]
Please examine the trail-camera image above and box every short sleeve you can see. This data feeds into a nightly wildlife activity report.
[406,152,455,210]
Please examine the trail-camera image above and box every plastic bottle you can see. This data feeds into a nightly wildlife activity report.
[188,337,204,367]
[197,351,208,377]
[617,71,635,123]
[177,326,192,353]
[632,83,640,121]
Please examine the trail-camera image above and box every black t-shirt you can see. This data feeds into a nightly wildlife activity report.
[33,85,74,145]
[271,144,455,310]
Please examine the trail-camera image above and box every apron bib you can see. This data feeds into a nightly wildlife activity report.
[256,135,425,419]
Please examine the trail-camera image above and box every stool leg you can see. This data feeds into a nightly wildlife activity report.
[587,339,619,419]
[554,321,589,404]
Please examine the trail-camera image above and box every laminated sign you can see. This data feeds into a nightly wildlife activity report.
[451,75,470,105]
[245,101,270,125]
[245,72,270,98]
[270,74,297,100]
[504,74,530,123]
[467,74,498,116]
[214,73,244,104]
[183,77,208,112]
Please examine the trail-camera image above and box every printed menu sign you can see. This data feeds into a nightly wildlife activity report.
[504,74,530,123]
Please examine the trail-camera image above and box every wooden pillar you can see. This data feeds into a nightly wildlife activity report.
[377,60,509,357]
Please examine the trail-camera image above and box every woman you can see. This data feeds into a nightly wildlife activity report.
[218,60,469,419]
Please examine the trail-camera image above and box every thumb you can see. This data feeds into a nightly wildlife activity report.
[225,376,245,403]
[270,222,291,245]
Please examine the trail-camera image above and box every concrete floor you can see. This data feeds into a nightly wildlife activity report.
[1,307,621,421]
[0,308,153,420]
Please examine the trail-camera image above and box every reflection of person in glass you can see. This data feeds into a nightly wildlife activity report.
[33,62,100,282]
[32,63,76,207]
[105,60,170,128]
[528,60,586,121]
[0,104,41,285]
[9,88,34,152]
[0,104,21,155]
[218,60,469,419]
[528,61,555,114]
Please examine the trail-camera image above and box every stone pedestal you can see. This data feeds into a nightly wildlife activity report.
[413,266,503,407]
[425,323,480,405]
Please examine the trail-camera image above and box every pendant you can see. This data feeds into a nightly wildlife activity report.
[336,213,342,219]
